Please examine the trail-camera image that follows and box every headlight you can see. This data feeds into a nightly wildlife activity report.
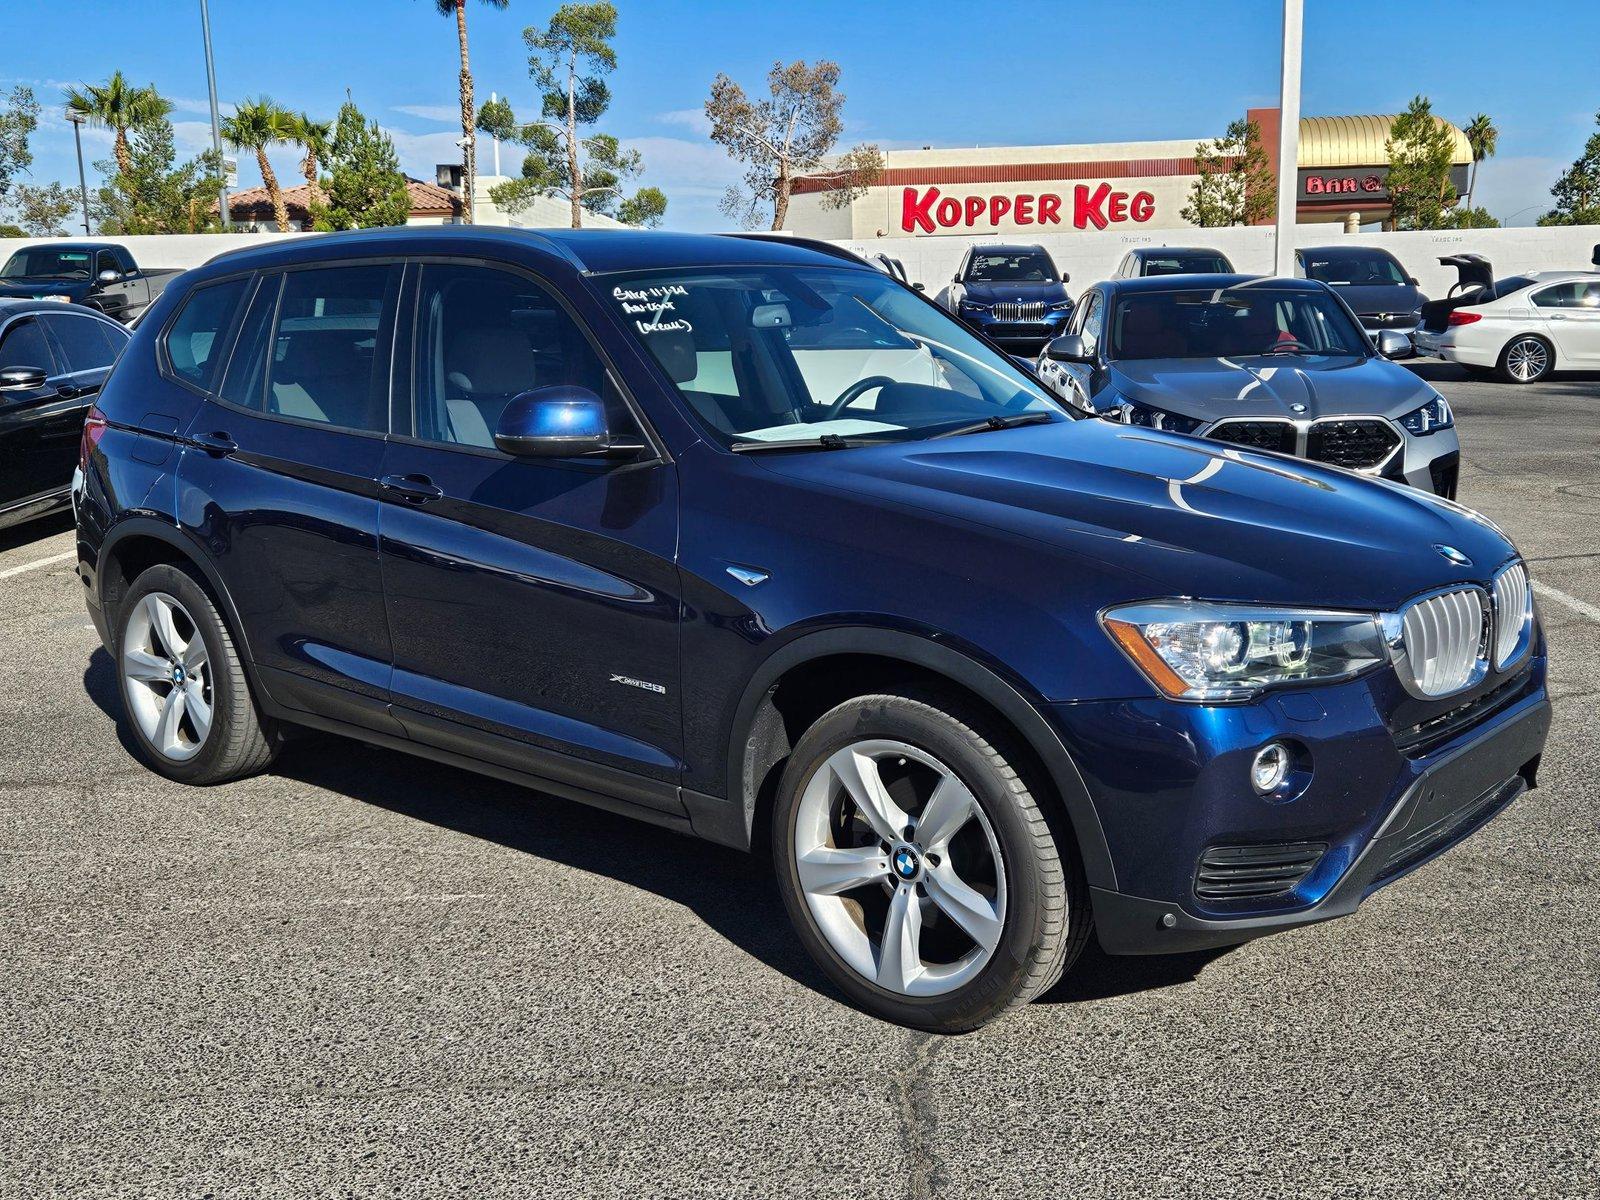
[1114,401,1201,435]
[958,297,992,312]
[1102,601,1388,701]
[1399,394,1452,435]
[1049,300,1073,311]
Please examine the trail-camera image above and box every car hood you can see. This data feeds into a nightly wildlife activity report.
[754,418,1513,611]
[0,280,91,300]
[1325,282,1424,316]
[1106,356,1436,423]
[962,280,1070,305]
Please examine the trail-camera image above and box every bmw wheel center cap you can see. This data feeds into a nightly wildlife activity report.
[892,846,921,881]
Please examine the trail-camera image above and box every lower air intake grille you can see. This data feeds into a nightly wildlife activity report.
[1307,419,1401,469]
[1208,420,1296,454]
[1194,841,1327,903]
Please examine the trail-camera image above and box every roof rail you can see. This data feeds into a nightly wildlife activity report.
[721,231,873,267]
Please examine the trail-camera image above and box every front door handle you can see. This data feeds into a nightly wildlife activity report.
[191,430,238,456]
[379,473,444,503]
[56,383,80,399]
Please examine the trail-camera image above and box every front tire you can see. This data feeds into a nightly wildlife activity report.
[773,692,1090,1032]
[115,563,276,784]
[1498,335,1553,384]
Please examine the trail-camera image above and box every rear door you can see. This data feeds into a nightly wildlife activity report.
[377,258,682,805]
[0,315,71,507]
[176,262,403,731]
[1532,280,1600,366]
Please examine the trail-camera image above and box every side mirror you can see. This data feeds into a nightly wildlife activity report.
[1061,272,1071,283]
[0,365,48,391]
[1045,334,1093,364]
[1375,329,1415,360]
[1406,276,1420,287]
[96,269,121,285]
[493,385,643,459]
[912,282,925,292]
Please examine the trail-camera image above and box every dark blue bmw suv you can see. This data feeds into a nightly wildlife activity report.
[76,227,1550,1032]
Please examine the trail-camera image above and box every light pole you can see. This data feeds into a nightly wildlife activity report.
[65,109,91,235]
[1273,0,1304,277]
[199,0,230,229]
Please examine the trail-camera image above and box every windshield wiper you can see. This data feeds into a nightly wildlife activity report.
[929,411,1057,439]
[729,433,870,453]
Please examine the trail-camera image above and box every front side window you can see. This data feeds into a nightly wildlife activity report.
[965,252,1056,282]
[96,251,120,279]
[607,265,1059,447]
[1080,292,1106,349]
[1301,253,1407,287]
[1109,287,1370,361]
[259,265,398,431]
[0,319,56,375]
[42,314,124,373]
[165,277,248,390]
[412,262,635,449]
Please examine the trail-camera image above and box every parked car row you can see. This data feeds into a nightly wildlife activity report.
[68,226,1547,1032]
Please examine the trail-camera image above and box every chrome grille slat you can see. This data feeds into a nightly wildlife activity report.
[993,301,1046,322]
[1492,563,1531,668]
[1400,587,1485,697]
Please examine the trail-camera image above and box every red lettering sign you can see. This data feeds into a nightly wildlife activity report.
[899,185,1154,233]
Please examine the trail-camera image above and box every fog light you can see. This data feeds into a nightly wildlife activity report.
[1251,742,1291,794]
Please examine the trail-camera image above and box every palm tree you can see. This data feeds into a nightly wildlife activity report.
[1464,113,1499,212]
[64,71,173,180]
[428,0,509,224]
[293,113,334,213]
[222,97,298,232]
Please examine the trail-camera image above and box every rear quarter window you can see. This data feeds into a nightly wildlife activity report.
[163,277,249,391]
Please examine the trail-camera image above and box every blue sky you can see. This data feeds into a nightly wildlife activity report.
[7,0,1598,230]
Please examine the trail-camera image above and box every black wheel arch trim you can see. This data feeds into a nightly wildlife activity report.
[723,624,1118,890]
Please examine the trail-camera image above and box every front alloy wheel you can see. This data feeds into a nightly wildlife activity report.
[774,692,1090,1032]
[123,592,213,761]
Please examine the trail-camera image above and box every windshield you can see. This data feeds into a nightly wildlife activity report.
[1144,254,1231,276]
[1108,286,1372,360]
[1301,252,1407,286]
[966,252,1055,283]
[1,248,94,280]
[604,265,1060,447]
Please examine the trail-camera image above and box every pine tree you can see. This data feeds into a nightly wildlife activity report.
[1384,96,1459,230]
[323,99,411,229]
[1539,111,1600,227]
[1180,119,1274,227]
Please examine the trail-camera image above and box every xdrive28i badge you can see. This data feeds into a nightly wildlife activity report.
[1434,545,1473,567]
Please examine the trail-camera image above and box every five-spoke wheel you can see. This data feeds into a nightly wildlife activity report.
[122,592,214,761]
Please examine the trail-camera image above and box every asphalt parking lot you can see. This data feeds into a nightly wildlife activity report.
[1,364,1597,1199]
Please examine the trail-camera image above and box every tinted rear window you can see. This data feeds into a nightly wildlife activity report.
[165,278,248,390]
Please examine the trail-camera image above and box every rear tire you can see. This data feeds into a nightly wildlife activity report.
[773,691,1091,1032]
[1497,335,1553,384]
[115,563,276,785]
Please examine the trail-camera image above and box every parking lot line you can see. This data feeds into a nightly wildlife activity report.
[0,550,75,582]
[1534,582,1600,624]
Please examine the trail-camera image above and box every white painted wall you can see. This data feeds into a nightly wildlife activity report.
[831,224,1600,301]
[0,232,315,272]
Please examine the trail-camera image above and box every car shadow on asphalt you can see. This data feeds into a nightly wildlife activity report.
[0,511,73,555]
[83,645,1230,1013]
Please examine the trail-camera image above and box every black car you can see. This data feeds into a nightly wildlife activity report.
[1111,246,1235,278]
[1296,245,1426,336]
[941,243,1073,351]
[0,299,129,532]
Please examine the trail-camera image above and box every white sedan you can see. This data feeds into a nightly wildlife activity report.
[1414,266,1600,384]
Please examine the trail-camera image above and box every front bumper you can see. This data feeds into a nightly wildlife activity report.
[956,308,1072,350]
[1050,654,1550,956]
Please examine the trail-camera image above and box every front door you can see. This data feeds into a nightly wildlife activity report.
[377,260,683,805]
[175,264,401,731]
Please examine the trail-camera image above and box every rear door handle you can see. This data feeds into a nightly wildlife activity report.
[1549,313,1567,321]
[379,473,444,503]
[191,430,238,456]
[55,384,80,399]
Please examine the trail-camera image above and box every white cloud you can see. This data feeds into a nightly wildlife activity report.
[393,104,460,124]
[655,108,711,138]
[382,125,468,180]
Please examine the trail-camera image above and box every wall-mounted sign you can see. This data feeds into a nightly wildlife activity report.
[900,184,1157,234]
[1297,165,1469,205]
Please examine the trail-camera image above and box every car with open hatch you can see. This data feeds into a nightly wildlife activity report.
[1035,274,1462,498]
[76,227,1549,1032]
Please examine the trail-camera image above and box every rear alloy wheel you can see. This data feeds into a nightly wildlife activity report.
[1499,336,1553,384]
[116,564,277,784]
[774,693,1089,1032]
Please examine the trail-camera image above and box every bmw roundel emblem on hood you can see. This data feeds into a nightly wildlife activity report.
[1290,403,1307,413]
[1434,544,1473,567]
